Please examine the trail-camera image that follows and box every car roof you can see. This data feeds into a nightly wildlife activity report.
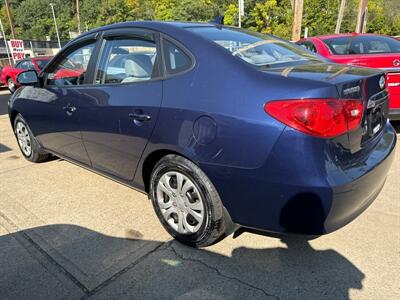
[312,33,391,40]
[31,56,52,61]
[80,21,215,37]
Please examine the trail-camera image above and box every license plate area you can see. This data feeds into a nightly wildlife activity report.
[362,91,389,141]
[366,106,383,137]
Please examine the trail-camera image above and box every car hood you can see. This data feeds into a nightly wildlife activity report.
[263,62,383,85]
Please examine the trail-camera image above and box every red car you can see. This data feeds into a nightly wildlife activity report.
[0,57,52,92]
[297,33,400,120]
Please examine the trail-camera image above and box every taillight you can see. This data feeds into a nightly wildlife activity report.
[264,98,363,138]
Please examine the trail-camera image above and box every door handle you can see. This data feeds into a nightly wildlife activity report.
[63,104,76,115]
[129,113,151,122]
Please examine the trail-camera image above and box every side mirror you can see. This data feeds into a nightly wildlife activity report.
[16,70,38,86]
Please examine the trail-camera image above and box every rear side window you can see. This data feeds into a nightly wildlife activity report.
[323,36,400,55]
[162,39,192,74]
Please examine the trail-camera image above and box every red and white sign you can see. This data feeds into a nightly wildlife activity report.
[8,39,25,63]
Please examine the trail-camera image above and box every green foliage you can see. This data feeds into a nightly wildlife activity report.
[13,0,74,40]
[302,0,338,36]
[223,3,238,26]
[0,0,398,41]
[245,0,292,39]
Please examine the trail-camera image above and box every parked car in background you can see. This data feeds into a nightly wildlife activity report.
[0,57,52,92]
[8,22,396,247]
[297,33,400,120]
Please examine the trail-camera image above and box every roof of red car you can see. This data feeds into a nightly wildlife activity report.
[310,33,390,40]
[31,56,52,61]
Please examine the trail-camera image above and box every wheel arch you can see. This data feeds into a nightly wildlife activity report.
[9,109,20,129]
[141,149,193,193]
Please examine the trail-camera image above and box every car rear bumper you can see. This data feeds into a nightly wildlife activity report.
[389,108,400,120]
[201,123,397,236]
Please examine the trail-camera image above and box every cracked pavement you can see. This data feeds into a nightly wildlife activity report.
[0,92,399,299]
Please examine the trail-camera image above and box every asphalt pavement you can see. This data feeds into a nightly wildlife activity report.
[0,91,399,299]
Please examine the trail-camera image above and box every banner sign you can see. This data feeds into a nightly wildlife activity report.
[8,39,25,63]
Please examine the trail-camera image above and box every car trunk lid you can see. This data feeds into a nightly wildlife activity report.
[263,63,388,152]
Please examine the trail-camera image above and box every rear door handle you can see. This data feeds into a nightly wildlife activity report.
[129,113,151,122]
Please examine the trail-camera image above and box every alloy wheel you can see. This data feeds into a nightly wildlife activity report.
[15,121,32,157]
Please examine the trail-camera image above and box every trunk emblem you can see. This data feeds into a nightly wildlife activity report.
[343,86,360,95]
[379,76,385,89]
[393,59,400,67]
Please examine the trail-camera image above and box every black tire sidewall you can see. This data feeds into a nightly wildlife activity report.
[150,156,224,247]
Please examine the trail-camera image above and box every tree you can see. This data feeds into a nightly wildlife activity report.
[172,0,217,22]
[13,0,74,40]
[224,3,238,26]
[242,0,292,39]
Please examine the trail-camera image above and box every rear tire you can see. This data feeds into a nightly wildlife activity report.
[14,114,50,163]
[150,154,227,247]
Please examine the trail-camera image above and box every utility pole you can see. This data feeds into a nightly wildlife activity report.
[50,3,61,49]
[335,0,346,34]
[238,0,244,28]
[4,0,15,39]
[0,18,12,65]
[291,0,303,41]
[76,0,81,34]
[356,0,368,33]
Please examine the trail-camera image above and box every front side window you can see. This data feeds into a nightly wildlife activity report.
[47,42,95,86]
[16,60,33,70]
[35,59,50,70]
[95,38,158,84]
[323,37,351,55]
[187,26,321,68]
[304,42,317,53]
[163,39,192,74]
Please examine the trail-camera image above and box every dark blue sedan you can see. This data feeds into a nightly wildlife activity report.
[8,21,397,247]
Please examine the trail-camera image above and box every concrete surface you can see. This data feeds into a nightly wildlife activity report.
[0,91,399,299]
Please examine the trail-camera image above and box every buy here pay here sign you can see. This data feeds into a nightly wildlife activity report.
[8,39,25,63]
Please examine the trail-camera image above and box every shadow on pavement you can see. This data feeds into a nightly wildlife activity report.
[0,224,365,299]
[0,92,10,116]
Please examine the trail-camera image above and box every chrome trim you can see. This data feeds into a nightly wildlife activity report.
[367,90,388,109]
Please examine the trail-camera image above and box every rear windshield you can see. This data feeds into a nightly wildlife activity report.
[323,35,400,55]
[36,59,50,70]
[187,26,322,68]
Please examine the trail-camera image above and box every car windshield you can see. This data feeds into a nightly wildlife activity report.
[35,59,50,70]
[323,35,400,55]
[187,26,322,68]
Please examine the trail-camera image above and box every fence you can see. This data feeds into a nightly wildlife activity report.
[0,39,67,67]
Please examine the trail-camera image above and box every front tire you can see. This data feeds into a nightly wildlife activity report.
[150,155,227,247]
[14,114,50,163]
